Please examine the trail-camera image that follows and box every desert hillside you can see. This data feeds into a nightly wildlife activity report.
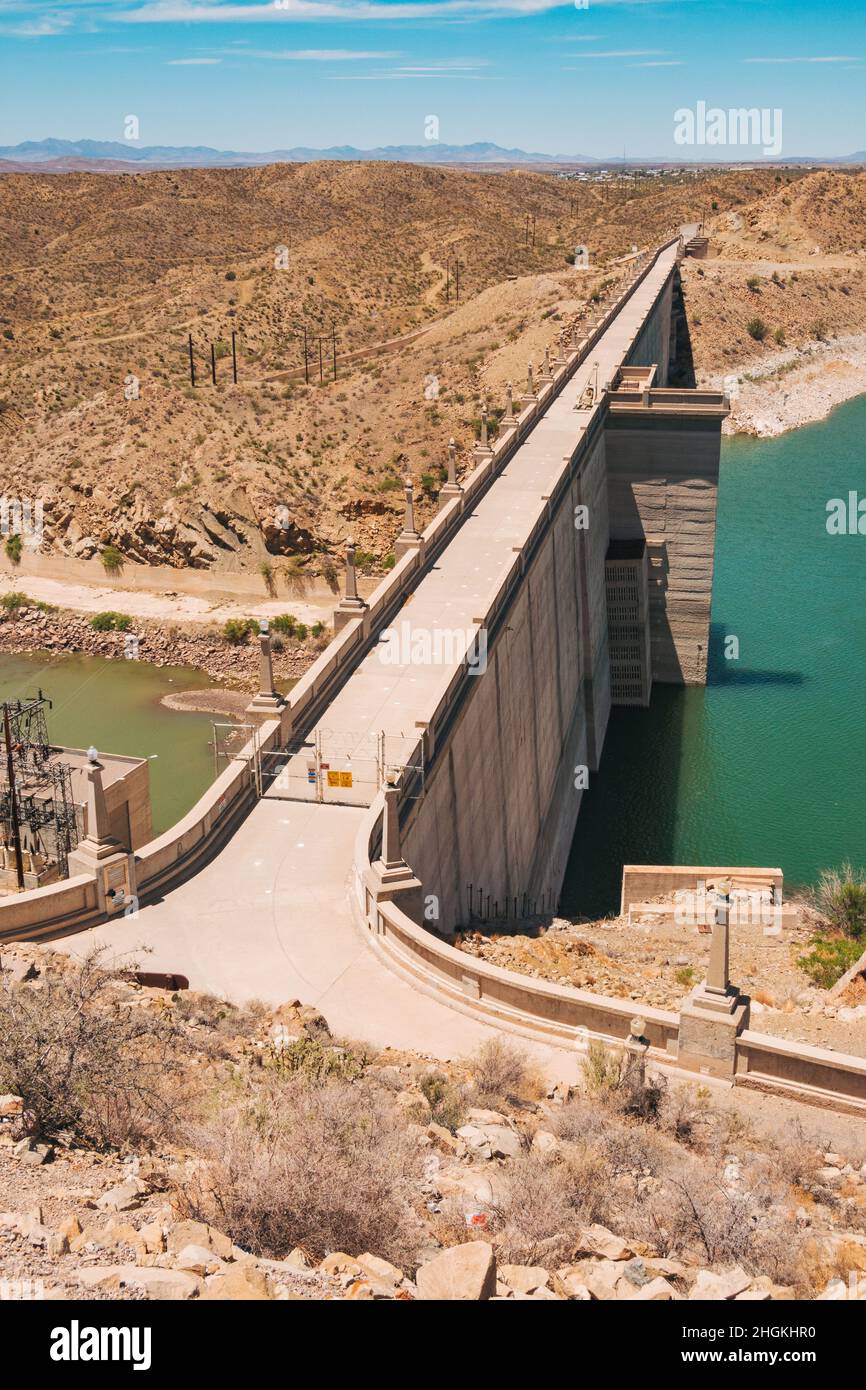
[678,169,866,431]
[0,162,797,576]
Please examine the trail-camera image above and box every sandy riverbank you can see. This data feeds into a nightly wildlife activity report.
[159,688,254,717]
[0,572,340,628]
[701,332,866,437]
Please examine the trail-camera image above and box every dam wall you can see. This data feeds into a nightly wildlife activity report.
[401,424,608,931]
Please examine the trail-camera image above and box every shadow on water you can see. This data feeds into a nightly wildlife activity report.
[559,683,688,920]
[706,621,806,688]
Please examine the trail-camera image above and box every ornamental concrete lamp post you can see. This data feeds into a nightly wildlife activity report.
[334,537,369,632]
[521,360,537,407]
[67,746,138,915]
[678,878,750,1076]
[394,479,422,560]
[473,399,493,462]
[501,381,518,428]
[367,777,423,919]
[438,437,463,507]
[246,619,286,721]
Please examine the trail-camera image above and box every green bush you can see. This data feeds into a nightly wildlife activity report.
[270,613,298,636]
[4,534,22,564]
[746,318,769,341]
[797,936,863,989]
[223,617,257,646]
[100,545,124,573]
[808,862,866,939]
[90,611,132,632]
[0,590,29,611]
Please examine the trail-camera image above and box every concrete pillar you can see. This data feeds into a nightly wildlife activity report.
[67,753,137,914]
[623,1015,650,1090]
[521,360,536,406]
[368,784,423,912]
[382,784,404,870]
[502,380,517,426]
[246,620,286,719]
[706,881,732,998]
[439,437,463,505]
[80,756,113,849]
[473,399,493,461]
[334,537,369,631]
[539,344,553,382]
[678,880,750,1076]
[394,479,422,559]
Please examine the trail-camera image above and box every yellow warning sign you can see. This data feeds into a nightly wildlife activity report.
[326,770,353,789]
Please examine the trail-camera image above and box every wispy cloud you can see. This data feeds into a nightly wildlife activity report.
[167,54,222,61]
[240,47,400,58]
[564,49,668,60]
[3,11,72,35]
[744,55,859,64]
[628,59,680,67]
[115,0,576,23]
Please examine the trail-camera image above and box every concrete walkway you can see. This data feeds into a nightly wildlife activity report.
[60,799,583,1078]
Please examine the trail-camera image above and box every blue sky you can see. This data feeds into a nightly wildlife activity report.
[0,0,863,156]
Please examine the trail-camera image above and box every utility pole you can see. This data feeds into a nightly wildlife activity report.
[2,703,25,893]
[331,324,337,382]
[188,334,196,387]
[318,336,323,384]
[211,341,217,386]
[302,326,309,385]
[231,330,238,385]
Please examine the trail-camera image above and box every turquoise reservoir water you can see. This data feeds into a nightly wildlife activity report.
[0,652,221,836]
[561,392,866,918]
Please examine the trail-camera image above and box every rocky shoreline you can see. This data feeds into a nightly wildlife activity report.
[703,332,866,438]
[0,606,320,692]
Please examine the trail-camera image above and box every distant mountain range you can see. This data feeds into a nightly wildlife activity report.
[0,138,863,171]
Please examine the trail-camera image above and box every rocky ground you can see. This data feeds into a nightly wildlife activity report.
[2,941,866,1303]
[0,601,322,691]
[455,899,866,1058]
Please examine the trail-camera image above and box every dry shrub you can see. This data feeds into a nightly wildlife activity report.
[465,1036,542,1107]
[491,1151,586,1265]
[170,990,267,1039]
[649,1161,803,1282]
[581,1039,666,1122]
[417,1070,467,1132]
[0,947,182,1149]
[768,1120,825,1193]
[180,1074,425,1266]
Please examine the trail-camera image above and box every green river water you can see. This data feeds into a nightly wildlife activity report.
[0,653,220,836]
[2,394,863,892]
[561,391,866,917]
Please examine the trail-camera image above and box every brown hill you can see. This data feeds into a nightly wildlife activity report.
[680,169,866,378]
[0,161,800,574]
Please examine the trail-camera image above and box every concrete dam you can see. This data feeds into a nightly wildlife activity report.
[269,235,728,936]
[11,233,866,1111]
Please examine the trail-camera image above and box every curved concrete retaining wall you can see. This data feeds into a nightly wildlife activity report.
[358,795,866,1115]
[358,792,680,1057]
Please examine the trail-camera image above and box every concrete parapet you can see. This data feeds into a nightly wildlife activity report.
[353,797,866,1115]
